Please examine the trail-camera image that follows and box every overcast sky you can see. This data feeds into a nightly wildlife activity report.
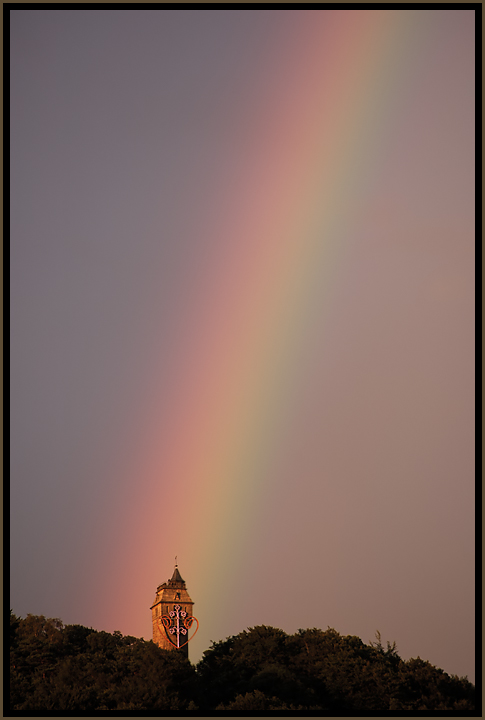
[10,9,475,681]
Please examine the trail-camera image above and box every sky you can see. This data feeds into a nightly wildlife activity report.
[10,9,475,682]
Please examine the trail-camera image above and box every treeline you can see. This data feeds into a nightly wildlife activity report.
[9,612,476,714]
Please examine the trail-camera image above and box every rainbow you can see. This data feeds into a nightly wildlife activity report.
[91,9,426,659]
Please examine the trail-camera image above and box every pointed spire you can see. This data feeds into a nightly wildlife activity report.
[170,562,184,585]
[170,566,184,583]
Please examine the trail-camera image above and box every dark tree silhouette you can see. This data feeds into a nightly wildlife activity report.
[9,612,477,714]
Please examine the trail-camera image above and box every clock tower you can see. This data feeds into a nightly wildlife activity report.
[150,563,195,658]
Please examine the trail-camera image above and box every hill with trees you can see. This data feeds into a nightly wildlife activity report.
[9,612,477,714]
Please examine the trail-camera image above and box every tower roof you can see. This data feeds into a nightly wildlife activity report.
[169,565,185,585]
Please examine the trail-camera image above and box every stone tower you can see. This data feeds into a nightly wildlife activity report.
[150,563,195,658]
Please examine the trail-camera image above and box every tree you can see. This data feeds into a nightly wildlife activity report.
[9,614,197,712]
[9,614,477,713]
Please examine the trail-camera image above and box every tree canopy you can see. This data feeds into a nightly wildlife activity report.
[194,625,475,713]
[9,611,195,713]
[9,612,476,714]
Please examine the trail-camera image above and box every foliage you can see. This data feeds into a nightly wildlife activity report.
[9,612,477,714]
[194,625,476,714]
[9,611,196,713]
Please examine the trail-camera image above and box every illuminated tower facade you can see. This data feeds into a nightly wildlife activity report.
[150,564,195,658]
